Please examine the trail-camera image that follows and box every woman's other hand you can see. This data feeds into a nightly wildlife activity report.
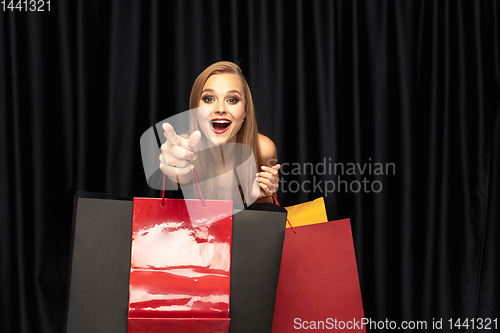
[256,164,281,200]
[159,123,201,183]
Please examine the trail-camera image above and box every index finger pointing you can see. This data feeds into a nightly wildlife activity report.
[163,123,179,145]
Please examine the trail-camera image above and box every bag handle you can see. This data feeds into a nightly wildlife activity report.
[161,166,206,209]
[272,194,296,233]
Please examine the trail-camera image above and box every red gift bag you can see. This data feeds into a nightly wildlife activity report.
[127,197,233,333]
[272,217,366,332]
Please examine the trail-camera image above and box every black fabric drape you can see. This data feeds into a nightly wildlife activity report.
[1,1,498,332]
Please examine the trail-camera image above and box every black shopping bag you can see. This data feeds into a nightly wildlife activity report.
[65,191,286,333]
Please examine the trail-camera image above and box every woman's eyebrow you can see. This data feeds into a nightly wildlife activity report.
[201,88,241,96]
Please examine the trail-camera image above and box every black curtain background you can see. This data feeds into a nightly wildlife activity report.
[1,1,499,332]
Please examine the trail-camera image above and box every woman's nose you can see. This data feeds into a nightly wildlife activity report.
[214,100,226,113]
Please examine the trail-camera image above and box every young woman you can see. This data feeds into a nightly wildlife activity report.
[159,61,280,204]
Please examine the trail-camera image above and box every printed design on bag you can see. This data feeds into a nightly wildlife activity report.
[128,199,233,319]
[131,219,231,270]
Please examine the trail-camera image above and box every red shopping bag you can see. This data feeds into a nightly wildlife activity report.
[127,197,233,333]
[272,217,365,332]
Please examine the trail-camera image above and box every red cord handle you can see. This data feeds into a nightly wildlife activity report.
[272,194,296,233]
[161,174,166,207]
[192,167,206,208]
[161,165,206,209]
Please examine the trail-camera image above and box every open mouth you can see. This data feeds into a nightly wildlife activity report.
[210,118,232,134]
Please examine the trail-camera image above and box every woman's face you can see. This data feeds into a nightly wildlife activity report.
[197,73,246,145]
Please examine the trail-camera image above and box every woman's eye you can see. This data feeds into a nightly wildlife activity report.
[202,96,214,103]
[227,97,240,103]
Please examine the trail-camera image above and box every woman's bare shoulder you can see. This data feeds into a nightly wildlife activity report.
[258,134,278,166]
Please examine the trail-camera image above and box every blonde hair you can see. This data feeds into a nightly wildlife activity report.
[188,61,262,202]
